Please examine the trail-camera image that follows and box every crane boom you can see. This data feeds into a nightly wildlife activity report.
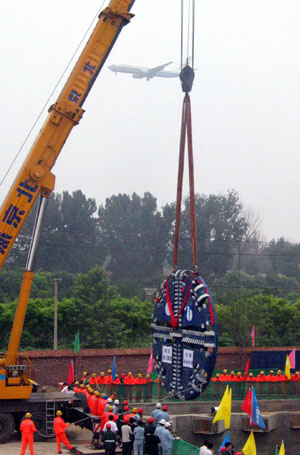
[0,0,135,399]
[0,0,134,270]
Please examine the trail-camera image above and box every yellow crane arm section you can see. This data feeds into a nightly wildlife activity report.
[0,0,134,270]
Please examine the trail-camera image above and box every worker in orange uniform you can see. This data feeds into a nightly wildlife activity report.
[124,371,135,400]
[124,372,135,385]
[104,369,113,384]
[246,373,256,382]
[90,390,100,416]
[73,381,80,393]
[227,371,236,382]
[219,369,229,381]
[20,412,37,455]
[266,370,276,396]
[256,371,266,396]
[97,371,106,385]
[112,374,121,384]
[81,371,88,382]
[291,371,300,396]
[89,373,97,385]
[236,372,244,382]
[54,410,75,454]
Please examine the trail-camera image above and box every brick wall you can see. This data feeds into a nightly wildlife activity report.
[19,346,298,386]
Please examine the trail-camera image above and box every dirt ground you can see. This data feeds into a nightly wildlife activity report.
[1,425,95,455]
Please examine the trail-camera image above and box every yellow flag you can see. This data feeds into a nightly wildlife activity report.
[285,355,291,380]
[224,386,232,429]
[279,440,285,455]
[242,431,256,455]
[213,385,232,429]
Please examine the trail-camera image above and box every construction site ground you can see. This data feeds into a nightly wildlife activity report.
[2,425,110,455]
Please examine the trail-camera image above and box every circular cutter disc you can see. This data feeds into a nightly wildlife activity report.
[152,269,218,400]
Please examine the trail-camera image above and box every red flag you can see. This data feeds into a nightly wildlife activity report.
[147,351,153,375]
[251,326,255,347]
[289,349,296,369]
[241,388,252,417]
[244,358,250,380]
[67,359,74,385]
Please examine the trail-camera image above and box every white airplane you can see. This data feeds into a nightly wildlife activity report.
[108,61,179,80]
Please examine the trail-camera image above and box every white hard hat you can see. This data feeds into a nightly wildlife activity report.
[107,398,113,403]
[156,402,162,409]
[160,419,166,425]
[114,399,119,404]
[165,422,171,428]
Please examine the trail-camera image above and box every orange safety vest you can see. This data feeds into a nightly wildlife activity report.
[20,419,37,436]
[54,417,68,435]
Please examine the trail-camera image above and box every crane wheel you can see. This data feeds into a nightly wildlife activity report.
[0,412,15,443]
[30,411,53,441]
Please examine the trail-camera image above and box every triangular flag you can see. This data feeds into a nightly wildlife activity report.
[218,430,230,454]
[242,431,256,455]
[112,356,117,380]
[241,388,252,417]
[147,351,153,375]
[279,440,285,455]
[285,355,291,380]
[73,331,80,353]
[244,358,250,380]
[250,387,265,429]
[67,359,74,385]
[274,445,279,455]
[288,349,296,369]
[213,385,231,429]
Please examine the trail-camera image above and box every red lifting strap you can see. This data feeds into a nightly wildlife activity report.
[173,93,197,270]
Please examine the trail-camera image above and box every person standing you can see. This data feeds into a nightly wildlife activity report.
[20,412,37,455]
[159,422,174,455]
[145,428,160,455]
[133,420,144,455]
[53,410,74,454]
[121,415,133,455]
[199,440,209,455]
[102,423,117,455]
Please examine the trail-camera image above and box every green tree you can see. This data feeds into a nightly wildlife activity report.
[98,192,169,282]
[10,190,105,273]
[164,190,248,277]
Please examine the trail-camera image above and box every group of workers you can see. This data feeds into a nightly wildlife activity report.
[19,398,175,455]
[89,401,176,455]
[80,370,156,385]
[20,410,76,455]
[212,369,300,382]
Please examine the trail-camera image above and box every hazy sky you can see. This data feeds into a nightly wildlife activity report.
[0,1,300,241]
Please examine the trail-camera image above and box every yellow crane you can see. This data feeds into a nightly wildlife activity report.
[0,0,135,400]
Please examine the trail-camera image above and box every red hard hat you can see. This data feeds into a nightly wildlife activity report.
[124,406,129,411]
[148,417,154,423]
[106,423,111,429]
[138,408,143,414]
[162,405,168,411]
[220,448,226,453]
[123,416,130,423]
[123,400,128,405]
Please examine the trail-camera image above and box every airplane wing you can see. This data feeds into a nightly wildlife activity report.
[148,61,173,77]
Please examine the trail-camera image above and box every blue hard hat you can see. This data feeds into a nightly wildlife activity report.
[104,394,108,399]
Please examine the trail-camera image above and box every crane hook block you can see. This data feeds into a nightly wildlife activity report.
[180,65,195,93]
